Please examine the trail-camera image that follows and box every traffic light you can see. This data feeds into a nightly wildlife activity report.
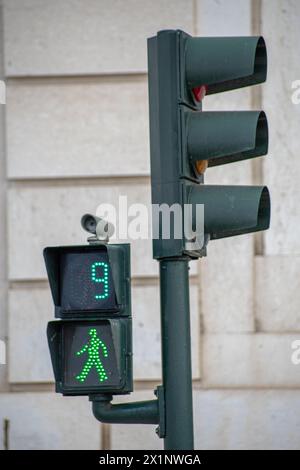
[147,30,270,258]
[44,244,133,396]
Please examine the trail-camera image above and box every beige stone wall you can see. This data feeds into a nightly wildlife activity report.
[0,0,300,449]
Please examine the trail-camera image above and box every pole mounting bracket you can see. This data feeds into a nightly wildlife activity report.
[155,385,166,438]
[89,386,165,431]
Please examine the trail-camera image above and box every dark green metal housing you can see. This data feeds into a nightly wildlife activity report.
[45,243,133,396]
[44,244,131,319]
[47,318,133,396]
[148,29,270,259]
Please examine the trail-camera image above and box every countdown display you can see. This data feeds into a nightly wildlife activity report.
[63,321,121,389]
[60,250,117,312]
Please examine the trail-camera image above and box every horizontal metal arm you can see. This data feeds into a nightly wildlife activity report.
[90,394,159,425]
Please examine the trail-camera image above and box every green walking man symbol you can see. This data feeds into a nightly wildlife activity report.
[75,328,108,383]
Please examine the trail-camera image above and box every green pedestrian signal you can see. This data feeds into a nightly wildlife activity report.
[75,328,108,383]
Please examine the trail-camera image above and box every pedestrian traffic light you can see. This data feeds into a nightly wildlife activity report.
[147,30,270,259]
[45,243,133,395]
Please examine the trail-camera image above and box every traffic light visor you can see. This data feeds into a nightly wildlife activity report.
[187,111,268,167]
[189,184,270,239]
[185,36,267,94]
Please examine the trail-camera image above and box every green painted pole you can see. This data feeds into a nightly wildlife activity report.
[159,258,194,449]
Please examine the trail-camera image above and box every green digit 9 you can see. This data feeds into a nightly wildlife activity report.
[91,262,109,300]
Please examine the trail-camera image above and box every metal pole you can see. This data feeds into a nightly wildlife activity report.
[159,258,194,450]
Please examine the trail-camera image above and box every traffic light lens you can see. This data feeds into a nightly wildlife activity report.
[63,321,121,389]
[192,85,206,102]
[60,250,117,312]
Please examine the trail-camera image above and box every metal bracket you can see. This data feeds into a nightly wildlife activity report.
[90,392,159,425]
[89,385,165,436]
[155,385,166,438]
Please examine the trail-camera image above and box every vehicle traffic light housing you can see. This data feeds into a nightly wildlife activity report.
[148,30,270,259]
[45,244,133,396]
